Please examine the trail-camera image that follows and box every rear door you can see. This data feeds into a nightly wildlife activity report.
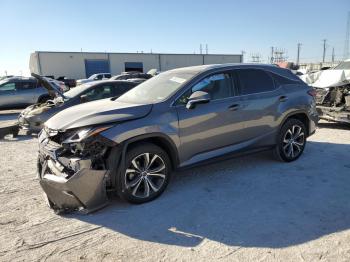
[175,71,244,164]
[235,68,283,143]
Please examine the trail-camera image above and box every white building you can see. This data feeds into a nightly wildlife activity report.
[29,51,242,79]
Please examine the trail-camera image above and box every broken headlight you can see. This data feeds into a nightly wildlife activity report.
[62,125,113,156]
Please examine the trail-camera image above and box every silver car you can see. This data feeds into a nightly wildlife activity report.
[0,76,65,109]
[76,73,111,86]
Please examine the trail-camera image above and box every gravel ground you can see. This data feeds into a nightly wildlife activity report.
[1,115,350,261]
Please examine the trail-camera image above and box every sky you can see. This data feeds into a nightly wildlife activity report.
[0,0,349,76]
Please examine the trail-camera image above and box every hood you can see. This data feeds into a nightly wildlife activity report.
[45,98,152,130]
[300,69,350,88]
[31,73,65,98]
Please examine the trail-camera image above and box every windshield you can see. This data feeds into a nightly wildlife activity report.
[88,74,99,80]
[0,79,9,85]
[64,82,95,99]
[117,70,196,104]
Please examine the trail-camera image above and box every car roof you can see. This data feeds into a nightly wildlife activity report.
[6,76,37,81]
[168,63,281,74]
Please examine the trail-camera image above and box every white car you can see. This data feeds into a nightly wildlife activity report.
[76,73,111,86]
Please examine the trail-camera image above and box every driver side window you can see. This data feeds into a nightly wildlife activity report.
[176,72,234,105]
[0,82,16,91]
[81,85,113,102]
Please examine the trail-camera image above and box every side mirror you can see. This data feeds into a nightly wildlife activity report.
[186,91,210,109]
[80,94,89,103]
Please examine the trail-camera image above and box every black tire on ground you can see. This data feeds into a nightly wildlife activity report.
[116,143,172,204]
[38,95,51,104]
[274,118,307,162]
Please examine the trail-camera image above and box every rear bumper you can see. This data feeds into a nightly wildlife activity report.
[316,106,350,124]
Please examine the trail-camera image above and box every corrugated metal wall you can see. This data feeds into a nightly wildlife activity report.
[31,52,242,79]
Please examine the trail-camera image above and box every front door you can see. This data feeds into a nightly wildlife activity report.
[0,81,18,108]
[175,72,244,165]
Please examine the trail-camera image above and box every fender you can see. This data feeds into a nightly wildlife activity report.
[107,132,180,190]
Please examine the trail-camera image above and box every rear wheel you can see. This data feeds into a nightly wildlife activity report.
[117,143,171,204]
[274,118,306,162]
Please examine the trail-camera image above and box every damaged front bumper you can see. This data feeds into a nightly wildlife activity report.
[37,129,113,214]
[317,106,350,124]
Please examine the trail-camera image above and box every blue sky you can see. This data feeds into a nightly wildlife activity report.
[0,0,349,75]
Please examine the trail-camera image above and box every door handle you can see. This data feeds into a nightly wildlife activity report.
[279,96,288,102]
[228,104,240,111]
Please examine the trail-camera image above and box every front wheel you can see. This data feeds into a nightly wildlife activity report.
[274,118,307,162]
[117,143,172,204]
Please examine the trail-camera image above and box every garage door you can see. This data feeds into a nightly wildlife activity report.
[85,59,110,77]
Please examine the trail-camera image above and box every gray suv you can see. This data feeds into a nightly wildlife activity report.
[37,64,318,213]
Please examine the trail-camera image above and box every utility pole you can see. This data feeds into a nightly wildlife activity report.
[270,47,274,63]
[241,50,246,63]
[322,39,327,62]
[344,11,350,59]
[332,47,335,62]
[205,44,208,54]
[200,44,203,54]
[296,43,302,65]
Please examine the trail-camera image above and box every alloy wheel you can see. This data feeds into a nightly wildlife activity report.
[282,124,305,158]
[125,153,166,198]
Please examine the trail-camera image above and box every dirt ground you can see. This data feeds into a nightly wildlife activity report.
[1,115,350,261]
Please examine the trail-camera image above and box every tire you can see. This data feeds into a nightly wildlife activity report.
[274,118,307,162]
[117,143,172,204]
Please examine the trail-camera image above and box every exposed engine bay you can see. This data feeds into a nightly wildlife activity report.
[315,85,350,124]
[300,60,350,124]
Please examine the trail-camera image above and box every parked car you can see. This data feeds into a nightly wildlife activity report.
[125,78,147,84]
[37,64,318,213]
[0,76,64,109]
[0,75,15,81]
[56,76,76,88]
[76,73,111,86]
[110,71,153,81]
[19,74,138,132]
[300,59,350,124]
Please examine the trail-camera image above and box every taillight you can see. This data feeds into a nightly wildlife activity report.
[307,89,317,97]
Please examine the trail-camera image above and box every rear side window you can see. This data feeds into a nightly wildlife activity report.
[271,73,303,86]
[237,69,275,95]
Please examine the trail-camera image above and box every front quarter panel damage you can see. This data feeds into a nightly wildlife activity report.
[38,128,117,214]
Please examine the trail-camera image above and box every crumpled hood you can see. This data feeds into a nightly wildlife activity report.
[21,100,58,117]
[300,69,350,88]
[31,73,65,98]
[45,98,152,130]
